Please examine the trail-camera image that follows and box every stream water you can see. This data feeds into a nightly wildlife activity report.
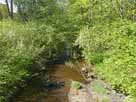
[12,62,86,102]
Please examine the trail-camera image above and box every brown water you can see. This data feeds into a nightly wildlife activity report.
[12,63,86,102]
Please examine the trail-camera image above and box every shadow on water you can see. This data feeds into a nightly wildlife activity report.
[12,62,86,102]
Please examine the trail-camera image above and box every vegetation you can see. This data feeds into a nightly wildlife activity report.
[91,81,107,95]
[0,0,136,101]
[0,4,8,19]
[0,20,68,101]
[77,0,136,101]
[71,81,81,89]
[101,97,109,102]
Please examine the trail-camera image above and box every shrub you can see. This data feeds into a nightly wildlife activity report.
[77,19,136,100]
[0,20,66,101]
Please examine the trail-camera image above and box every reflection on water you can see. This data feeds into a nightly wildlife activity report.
[12,63,86,102]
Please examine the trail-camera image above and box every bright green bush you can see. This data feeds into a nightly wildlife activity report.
[77,20,136,100]
[0,20,66,101]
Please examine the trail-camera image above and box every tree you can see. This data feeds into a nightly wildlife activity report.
[14,0,69,21]
[5,0,13,19]
[10,0,13,19]
[5,0,10,16]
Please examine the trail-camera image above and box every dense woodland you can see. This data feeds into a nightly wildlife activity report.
[0,0,136,102]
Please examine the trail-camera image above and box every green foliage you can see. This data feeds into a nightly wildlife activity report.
[1,0,136,101]
[101,96,109,102]
[77,20,136,100]
[67,0,90,26]
[76,0,136,100]
[71,81,81,89]
[0,20,67,101]
[0,4,8,19]
[14,0,64,21]
[91,81,107,94]
[125,96,136,102]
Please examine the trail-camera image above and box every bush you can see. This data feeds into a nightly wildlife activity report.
[77,20,136,100]
[0,20,66,101]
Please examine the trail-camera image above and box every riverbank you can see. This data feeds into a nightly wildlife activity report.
[11,61,86,102]
[11,61,128,102]
[68,62,126,102]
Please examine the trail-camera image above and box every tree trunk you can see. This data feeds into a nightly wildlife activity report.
[10,0,13,19]
[5,0,13,19]
[5,0,10,17]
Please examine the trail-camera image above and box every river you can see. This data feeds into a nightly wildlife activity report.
[12,62,86,102]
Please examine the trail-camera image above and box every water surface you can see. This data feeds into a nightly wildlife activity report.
[12,63,86,102]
